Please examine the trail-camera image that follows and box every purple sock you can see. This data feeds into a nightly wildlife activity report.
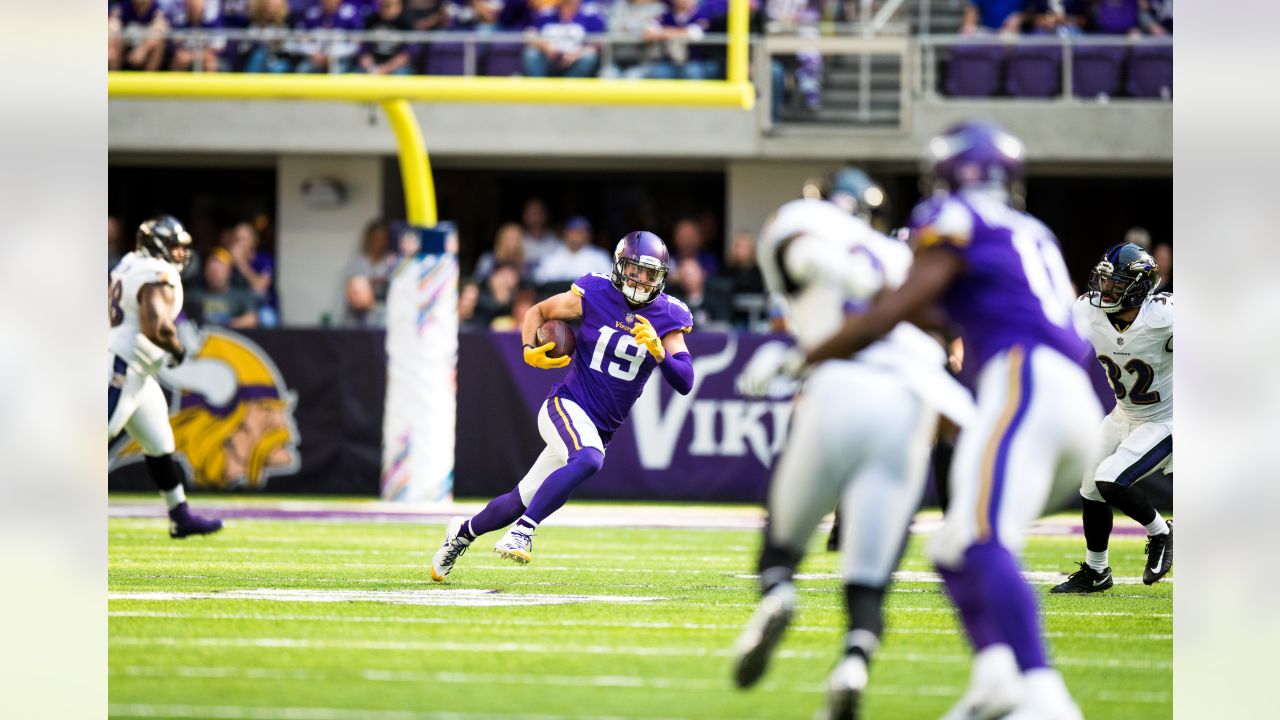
[523,449,604,525]
[938,564,1003,651]
[466,489,526,539]
[964,542,1049,671]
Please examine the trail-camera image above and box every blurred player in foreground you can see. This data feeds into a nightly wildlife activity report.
[431,231,694,580]
[798,122,1103,720]
[1052,243,1173,593]
[108,215,223,538]
[730,168,976,719]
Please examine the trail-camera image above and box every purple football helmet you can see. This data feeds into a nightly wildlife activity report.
[924,121,1026,202]
[611,231,669,306]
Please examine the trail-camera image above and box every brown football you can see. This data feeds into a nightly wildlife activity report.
[536,319,576,359]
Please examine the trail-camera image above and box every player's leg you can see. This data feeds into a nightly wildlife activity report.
[734,364,861,689]
[494,397,606,564]
[824,385,937,720]
[125,376,223,538]
[1051,413,1126,593]
[1094,420,1174,584]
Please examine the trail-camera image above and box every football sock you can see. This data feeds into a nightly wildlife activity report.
[930,439,955,512]
[1144,512,1169,536]
[1097,480,1161,530]
[144,454,185,510]
[1081,498,1113,567]
[1086,550,1110,574]
[657,351,694,395]
[938,564,1002,652]
[465,489,526,538]
[514,515,538,534]
[964,542,1047,672]
[843,583,886,661]
[523,448,604,525]
[757,536,802,594]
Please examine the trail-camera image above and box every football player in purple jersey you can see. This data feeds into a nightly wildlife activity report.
[799,122,1104,720]
[431,231,695,580]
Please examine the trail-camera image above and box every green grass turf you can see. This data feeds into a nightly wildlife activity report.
[108,509,1171,719]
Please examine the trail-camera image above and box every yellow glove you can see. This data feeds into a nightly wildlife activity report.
[630,314,665,362]
[523,341,571,370]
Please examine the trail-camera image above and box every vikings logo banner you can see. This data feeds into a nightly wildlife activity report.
[110,325,301,490]
[380,224,459,502]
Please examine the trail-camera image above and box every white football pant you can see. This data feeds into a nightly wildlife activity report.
[107,353,175,457]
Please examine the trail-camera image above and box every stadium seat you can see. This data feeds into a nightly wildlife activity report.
[945,43,1004,97]
[483,42,525,77]
[1071,44,1126,99]
[1006,44,1063,98]
[1127,45,1173,99]
[424,42,478,76]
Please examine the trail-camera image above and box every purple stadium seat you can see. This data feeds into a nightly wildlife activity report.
[1071,44,1126,99]
[1006,44,1062,98]
[1127,45,1173,98]
[424,42,475,76]
[484,42,524,77]
[945,43,1004,97]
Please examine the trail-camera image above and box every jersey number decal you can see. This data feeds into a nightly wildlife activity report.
[588,327,646,382]
[1010,227,1074,329]
[109,279,124,327]
[1097,355,1161,405]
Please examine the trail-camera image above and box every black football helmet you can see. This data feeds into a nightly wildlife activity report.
[136,215,193,271]
[1088,242,1160,313]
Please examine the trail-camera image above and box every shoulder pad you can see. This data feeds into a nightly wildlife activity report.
[1143,293,1173,328]
[664,294,694,332]
[911,197,973,250]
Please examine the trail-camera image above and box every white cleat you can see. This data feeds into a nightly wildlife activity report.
[494,526,534,565]
[732,582,797,689]
[429,517,471,582]
[818,653,869,720]
[1002,669,1083,720]
[940,644,1024,720]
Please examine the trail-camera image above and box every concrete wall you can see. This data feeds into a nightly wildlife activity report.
[277,155,383,326]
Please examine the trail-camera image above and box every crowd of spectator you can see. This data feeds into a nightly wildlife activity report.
[107,0,754,80]
[456,197,765,332]
[110,213,281,330]
[961,0,1173,38]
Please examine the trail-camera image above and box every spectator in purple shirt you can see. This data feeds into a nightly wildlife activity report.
[669,217,720,281]
[116,0,170,72]
[167,0,228,72]
[1090,0,1140,36]
[297,0,363,73]
[219,0,255,69]
[358,0,418,74]
[642,0,717,79]
[245,0,300,73]
[522,0,604,77]
[960,0,1029,35]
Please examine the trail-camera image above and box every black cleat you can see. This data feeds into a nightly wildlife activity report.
[1049,562,1112,593]
[1143,520,1172,585]
[168,503,224,539]
[821,655,868,720]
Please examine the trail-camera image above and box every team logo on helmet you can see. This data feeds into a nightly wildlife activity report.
[110,326,300,490]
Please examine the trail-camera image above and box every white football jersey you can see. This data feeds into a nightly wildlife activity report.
[759,199,973,424]
[1073,291,1172,422]
[108,251,185,375]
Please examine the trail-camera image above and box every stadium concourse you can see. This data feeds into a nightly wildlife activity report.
[108,495,1170,719]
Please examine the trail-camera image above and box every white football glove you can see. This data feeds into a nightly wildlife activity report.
[735,341,806,398]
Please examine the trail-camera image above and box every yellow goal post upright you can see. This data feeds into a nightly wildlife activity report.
[107,0,755,227]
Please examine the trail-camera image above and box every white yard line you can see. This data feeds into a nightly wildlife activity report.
[108,636,1171,669]
[107,588,665,607]
[107,704,694,720]
[108,610,1171,641]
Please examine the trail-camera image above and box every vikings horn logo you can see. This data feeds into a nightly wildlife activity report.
[110,325,301,490]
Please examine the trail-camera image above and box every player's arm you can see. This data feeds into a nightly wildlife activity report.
[521,290,582,369]
[805,246,964,365]
[138,283,185,360]
[779,233,882,300]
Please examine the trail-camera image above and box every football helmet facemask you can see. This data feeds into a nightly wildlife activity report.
[136,215,194,271]
[611,231,669,306]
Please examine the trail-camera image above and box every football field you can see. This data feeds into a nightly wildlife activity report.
[108,498,1171,720]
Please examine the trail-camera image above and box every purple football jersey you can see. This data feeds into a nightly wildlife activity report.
[910,191,1089,380]
[550,273,694,438]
